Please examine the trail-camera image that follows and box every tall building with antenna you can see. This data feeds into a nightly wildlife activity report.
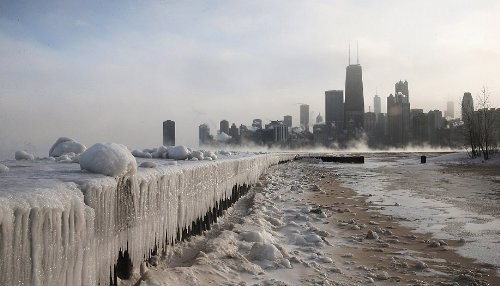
[344,43,365,131]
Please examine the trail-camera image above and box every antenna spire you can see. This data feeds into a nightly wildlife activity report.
[348,43,351,65]
[356,41,359,64]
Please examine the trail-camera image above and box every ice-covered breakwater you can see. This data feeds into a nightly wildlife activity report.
[0,153,294,286]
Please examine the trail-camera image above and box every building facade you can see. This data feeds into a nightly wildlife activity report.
[325,90,344,126]
[162,120,175,146]
[300,104,310,132]
[344,64,364,131]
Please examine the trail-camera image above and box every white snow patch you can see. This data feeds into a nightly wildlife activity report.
[49,137,86,157]
[248,242,283,261]
[78,142,137,177]
[15,150,34,160]
[167,145,190,160]
[0,163,9,173]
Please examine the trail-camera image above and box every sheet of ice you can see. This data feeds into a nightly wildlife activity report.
[0,152,294,285]
[319,152,500,272]
[79,142,137,177]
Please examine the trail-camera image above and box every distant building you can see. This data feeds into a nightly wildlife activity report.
[199,124,212,146]
[220,120,230,135]
[445,101,455,119]
[300,104,310,132]
[410,109,427,144]
[264,121,289,143]
[387,92,410,146]
[283,115,292,127]
[374,94,381,115]
[252,119,263,129]
[461,92,474,120]
[363,112,376,132]
[428,110,444,146]
[316,113,323,124]
[162,120,175,146]
[229,123,239,141]
[395,80,409,98]
[325,90,344,125]
[344,62,364,131]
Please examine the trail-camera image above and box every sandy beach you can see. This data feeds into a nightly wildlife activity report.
[133,155,499,286]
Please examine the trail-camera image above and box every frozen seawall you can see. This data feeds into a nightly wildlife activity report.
[0,153,294,285]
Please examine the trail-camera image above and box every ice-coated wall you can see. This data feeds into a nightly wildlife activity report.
[0,153,294,285]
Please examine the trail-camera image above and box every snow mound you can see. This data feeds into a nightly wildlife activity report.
[167,145,190,160]
[79,142,137,177]
[0,163,9,173]
[240,231,265,243]
[49,137,86,157]
[191,150,204,160]
[15,150,34,160]
[248,242,283,261]
[132,149,153,158]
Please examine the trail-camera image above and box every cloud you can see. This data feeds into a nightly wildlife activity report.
[0,1,499,159]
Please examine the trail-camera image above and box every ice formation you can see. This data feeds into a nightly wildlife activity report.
[0,163,9,172]
[0,152,294,285]
[79,142,137,177]
[14,150,34,160]
[167,145,190,160]
[49,137,86,157]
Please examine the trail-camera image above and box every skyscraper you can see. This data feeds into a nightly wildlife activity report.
[220,120,229,135]
[461,92,474,120]
[387,92,410,147]
[300,104,310,132]
[445,101,455,119]
[395,80,409,98]
[325,90,344,125]
[283,115,292,127]
[374,94,381,115]
[162,120,175,146]
[344,48,364,130]
[199,124,211,146]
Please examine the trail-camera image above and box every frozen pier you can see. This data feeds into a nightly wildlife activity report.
[0,153,294,285]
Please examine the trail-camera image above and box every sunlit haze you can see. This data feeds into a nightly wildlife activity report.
[1,1,499,158]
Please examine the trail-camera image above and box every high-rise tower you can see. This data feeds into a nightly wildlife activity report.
[300,104,310,132]
[373,94,381,115]
[163,120,175,146]
[325,90,344,125]
[461,92,474,120]
[344,44,364,130]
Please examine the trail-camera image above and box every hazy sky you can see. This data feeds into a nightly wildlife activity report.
[1,0,499,158]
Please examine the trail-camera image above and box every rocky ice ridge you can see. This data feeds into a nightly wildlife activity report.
[0,151,294,286]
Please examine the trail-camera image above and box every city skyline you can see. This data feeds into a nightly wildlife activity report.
[1,1,499,158]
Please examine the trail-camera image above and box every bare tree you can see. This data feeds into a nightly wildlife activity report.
[461,94,479,158]
[475,86,497,160]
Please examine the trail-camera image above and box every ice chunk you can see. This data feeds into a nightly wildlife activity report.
[240,231,265,242]
[191,150,205,160]
[132,149,153,158]
[15,150,34,160]
[78,142,137,177]
[49,137,86,157]
[248,242,283,261]
[139,161,158,168]
[0,163,9,173]
[167,145,190,160]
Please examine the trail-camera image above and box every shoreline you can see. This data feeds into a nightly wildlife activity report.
[306,163,499,285]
